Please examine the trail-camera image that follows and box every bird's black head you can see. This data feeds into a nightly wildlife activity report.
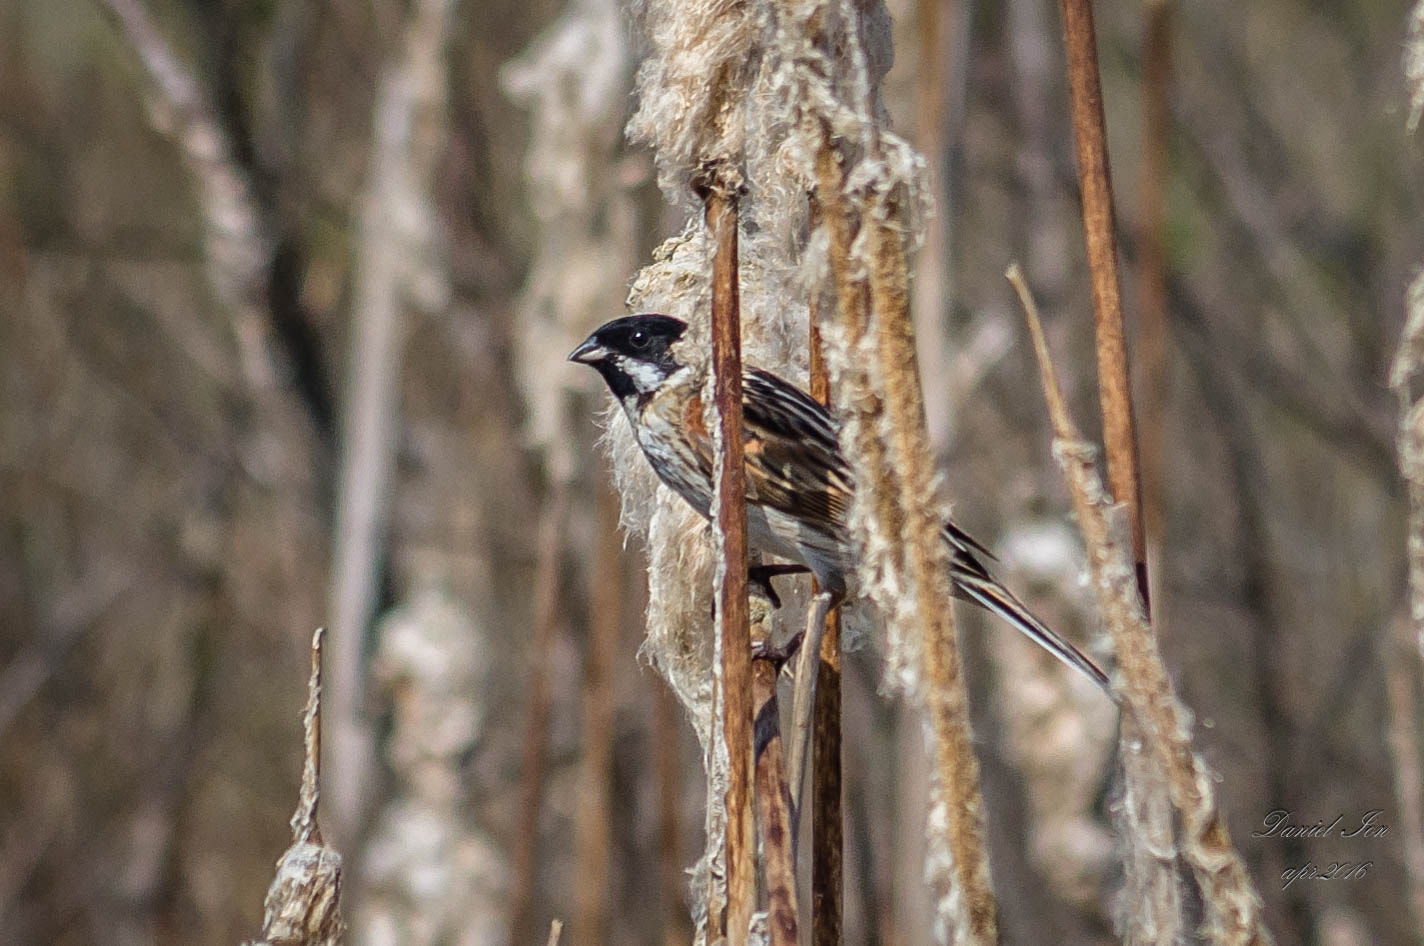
[568,314,688,403]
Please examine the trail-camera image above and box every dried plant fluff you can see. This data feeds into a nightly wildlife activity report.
[610,216,815,943]
[1408,1,1424,134]
[613,0,963,940]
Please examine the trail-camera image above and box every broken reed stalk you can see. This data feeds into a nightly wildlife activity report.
[1057,0,1149,609]
[866,208,997,945]
[245,628,345,946]
[752,646,799,946]
[571,485,623,946]
[702,175,756,946]
[1138,0,1171,587]
[808,292,844,946]
[1008,265,1270,945]
[509,485,569,946]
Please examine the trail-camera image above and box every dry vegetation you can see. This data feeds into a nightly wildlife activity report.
[0,0,1421,943]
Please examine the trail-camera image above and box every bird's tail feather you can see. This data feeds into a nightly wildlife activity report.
[951,566,1114,696]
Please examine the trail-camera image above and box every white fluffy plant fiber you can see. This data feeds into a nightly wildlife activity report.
[757,0,936,694]
[616,0,826,936]
[626,0,760,195]
[607,220,811,944]
[762,1,998,942]
[615,0,954,939]
[611,224,813,728]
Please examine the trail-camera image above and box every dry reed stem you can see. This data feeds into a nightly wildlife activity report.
[1386,618,1424,931]
[752,647,800,946]
[911,0,954,449]
[808,295,844,946]
[813,139,905,581]
[1408,1,1424,133]
[572,485,624,946]
[1137,0,1171,611]
[245,629,346,946]
[815,128,997,944]
[703,178,757,946]
[1394,273,1424,659]
[1008,264,1270,946]
[509,486,570,946]
[866,212,996,945]
[1057,0,1149,608]
[1390,267,1424,933]
[656,682,693,946]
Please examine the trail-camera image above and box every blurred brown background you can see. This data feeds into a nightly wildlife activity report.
[0,0,1420,943]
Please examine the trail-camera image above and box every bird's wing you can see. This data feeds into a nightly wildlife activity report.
[739,369,854,536]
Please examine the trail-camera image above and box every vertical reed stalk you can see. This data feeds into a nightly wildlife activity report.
[752,644,799,946]
[1138,0,1171,610]
[572,485,623,946]
[1391,270,1424,935]
[1057,0,1149,608]
[866,211,997,945]
[702,176,756,946]
[813,140,904,571]
[246,629,346,946]
[816,123,996,941]
[509,486,569,946]
[913,0,954,447]
[1386,619,1424,931]
[809,299,843,946]
[655,682,691,946]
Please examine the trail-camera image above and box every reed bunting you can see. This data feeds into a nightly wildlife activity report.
[570,313,1111,694]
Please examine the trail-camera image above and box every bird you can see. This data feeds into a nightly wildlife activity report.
[569,312,1112,696]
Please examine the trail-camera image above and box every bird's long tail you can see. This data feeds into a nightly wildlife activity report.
[948,560,1114,696]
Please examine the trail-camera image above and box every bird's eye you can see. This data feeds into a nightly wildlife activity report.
[630,329,649,349]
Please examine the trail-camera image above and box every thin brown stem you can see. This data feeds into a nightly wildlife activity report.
[808,280,843,946]
[508,486,569,946]
[866,213,996,945]
[701,174,755,946]
[248,628,346,946]
[655,681,692,946]
[1138,0,1171,612]
[572,484,623,946]
[1393,271,1424,935]
[912,0,954,448]
[297,628,325,844]
[1387,617,1424,931]
[1057,0,1149,609]
[753,653,799,946]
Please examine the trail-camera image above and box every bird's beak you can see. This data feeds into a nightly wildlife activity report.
[568,337,607,365]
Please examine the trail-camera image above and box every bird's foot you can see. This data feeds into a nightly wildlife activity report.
[750,630,806,668]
